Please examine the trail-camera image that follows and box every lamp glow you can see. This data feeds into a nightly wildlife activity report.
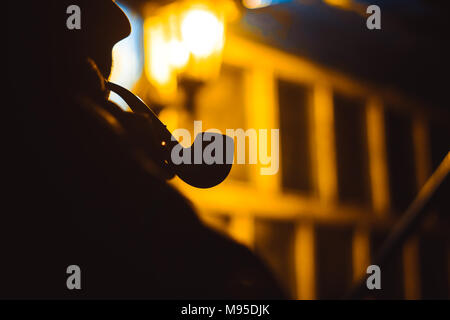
[168,39,190,69]
[181,8,224,58]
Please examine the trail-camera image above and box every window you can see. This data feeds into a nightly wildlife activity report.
[430,118,450,171]
[429,118,450,221]
[315,225,353,299]
[419,235,449,299]
[278,79,313,193]
[384,109,416,213]
[333,93,371,206]
[254,218,296,298]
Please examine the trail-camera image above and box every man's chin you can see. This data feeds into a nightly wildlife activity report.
[99,62,112,82]
[91,52,113,81]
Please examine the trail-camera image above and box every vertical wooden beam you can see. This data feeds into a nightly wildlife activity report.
[403,236,421,299]
[366,97,390,217]
[244,67,280,193]
[412,113,432,190]
[294,221,316,299]
[352,226,371,282]
[312,83,337,205]
[401,113,431,300]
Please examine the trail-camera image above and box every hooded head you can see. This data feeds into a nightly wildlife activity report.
[8,1,131,100]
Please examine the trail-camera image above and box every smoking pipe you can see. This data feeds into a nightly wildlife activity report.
[106,81,233,188]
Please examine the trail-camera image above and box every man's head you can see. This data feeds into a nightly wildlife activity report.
[8,0,131,99]
[57,0,131,79]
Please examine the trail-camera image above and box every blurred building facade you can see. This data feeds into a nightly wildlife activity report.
[111,0,450,299]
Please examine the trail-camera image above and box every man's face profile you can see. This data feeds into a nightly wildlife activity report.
[67,0,132,79]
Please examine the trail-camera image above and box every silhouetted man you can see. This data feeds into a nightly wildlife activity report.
[4,1,284,299]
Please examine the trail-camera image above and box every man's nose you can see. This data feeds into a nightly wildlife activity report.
[111,2,132,42]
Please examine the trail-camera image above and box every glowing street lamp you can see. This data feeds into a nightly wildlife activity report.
[142,0,238,101]
[180,8,224,59]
